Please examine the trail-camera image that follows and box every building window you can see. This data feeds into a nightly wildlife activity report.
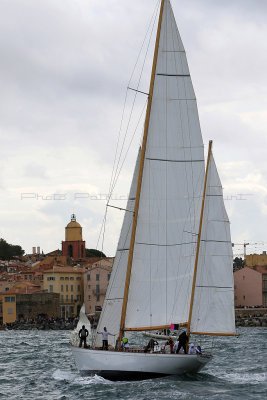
[66,285,68,292]
[234,296,237,300]
[77,285,80,292]
[107,274,111,281]
[61,295,64,301]
[96,295,100,302]
[70,277,74,280]
[76,277,81,281]
[96,274,100,281]
[71,295,73,301]
[49,285,53,293]
[65,277,69,280]
[88,295,91,300]
[8,308,13,314]
[5,297,15,302]
[61,285,63,292]
[243,276,245,280]
[96,284,100,293]
[47,277,55,281]
[60,277,64,280]
[243,295,245,300]
[71,285,73,292]
[76,295,79,301]
[87,274,90,281]
[68,244,73,258]
[88,285,91,289]
[66,295,68,301]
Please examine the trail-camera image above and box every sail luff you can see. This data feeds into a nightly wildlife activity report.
[124,0,205,330]
[190,151,236,335]
[187,140,213,341]
[119,0,166,342]
[93,149,141,348]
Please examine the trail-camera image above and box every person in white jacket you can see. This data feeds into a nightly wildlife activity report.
[188,343,196,355]
[97,327,115,350]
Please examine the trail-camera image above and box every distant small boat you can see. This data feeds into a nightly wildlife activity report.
[71,0,236,381]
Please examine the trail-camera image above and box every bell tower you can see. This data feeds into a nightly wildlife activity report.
[62,214,86,259]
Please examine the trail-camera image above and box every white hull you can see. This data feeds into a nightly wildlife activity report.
[71,346,211,381]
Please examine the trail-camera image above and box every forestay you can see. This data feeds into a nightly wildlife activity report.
[94,150,141,347]
[190,152,236,335]
[124,0,205,329]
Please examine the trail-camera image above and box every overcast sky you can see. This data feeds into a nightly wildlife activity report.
[0,0,267,257]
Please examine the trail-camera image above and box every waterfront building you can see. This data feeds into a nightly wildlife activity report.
[2,291,60,324]
[84,258,114,317]
[246,252,267,267]
[62,214,86,259]
[43,266,84,318]
[234,266,267,307]
[1,281,42,324]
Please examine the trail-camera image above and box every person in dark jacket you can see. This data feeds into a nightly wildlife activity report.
[144,338,158,353]
[176,331,188,354]
[79,325,89,348]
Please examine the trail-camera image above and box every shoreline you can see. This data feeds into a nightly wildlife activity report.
[1,309,267,330]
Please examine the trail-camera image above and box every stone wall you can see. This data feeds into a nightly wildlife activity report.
[16,292,60,319]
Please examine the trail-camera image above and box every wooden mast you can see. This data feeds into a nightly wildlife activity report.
[187,140,213,344]
[119,0,166,343]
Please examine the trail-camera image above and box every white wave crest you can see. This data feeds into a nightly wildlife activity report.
[208,369,266,385]
[52,369,111,385]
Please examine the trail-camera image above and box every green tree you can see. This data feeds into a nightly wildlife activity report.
[233,257,245,271]
[0,238,25,260]
[85,248,106,258]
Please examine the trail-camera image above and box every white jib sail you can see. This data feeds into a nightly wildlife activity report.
[124,0,205,329]
[94,150,141,347]
[190,152,236,335]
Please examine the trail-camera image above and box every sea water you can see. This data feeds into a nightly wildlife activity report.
[0,327,266,399]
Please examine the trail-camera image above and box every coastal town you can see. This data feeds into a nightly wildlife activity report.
[0,214,266,330]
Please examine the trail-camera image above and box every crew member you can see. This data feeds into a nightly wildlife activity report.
[97,327,115,350]
[176,331,188,354]
[79,325,89,348]
[164,338,174,353]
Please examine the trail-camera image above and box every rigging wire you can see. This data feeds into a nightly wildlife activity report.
[96,1,161,252]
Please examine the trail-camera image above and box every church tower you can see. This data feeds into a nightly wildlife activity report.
[62,214,86,259]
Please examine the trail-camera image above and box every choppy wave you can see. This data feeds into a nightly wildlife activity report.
[0,327,266,400]
[53,369,111,385]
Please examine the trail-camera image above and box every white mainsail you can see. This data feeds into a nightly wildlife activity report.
[124,0,205,329]
[94,149,141,347]
[190,152,236,335]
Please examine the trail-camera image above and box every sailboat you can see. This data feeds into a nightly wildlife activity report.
[71,0,236,380]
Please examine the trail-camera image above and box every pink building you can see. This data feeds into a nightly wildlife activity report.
[84,258,114,316]
[234,266,267,307]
